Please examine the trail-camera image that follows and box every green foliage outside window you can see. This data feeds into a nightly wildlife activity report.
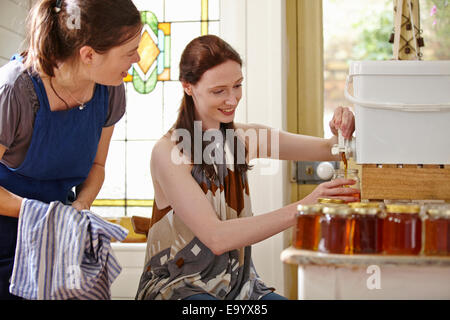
[350,0,449,61]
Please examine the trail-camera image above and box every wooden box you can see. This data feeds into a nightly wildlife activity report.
[361,164,450,201]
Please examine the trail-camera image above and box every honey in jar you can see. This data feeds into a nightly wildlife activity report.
[294,204,322,250]
[332,169,361,202]
[383,203,422,255]
[424,206,450,256]
[318,205,354,254]
[352,207,383,254]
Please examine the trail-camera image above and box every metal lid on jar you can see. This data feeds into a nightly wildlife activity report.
[296,204,322,216]
[318,198,345,204]
[426,206,450,218]
[353,207,381,215]
[322,205,353,216]
[386,203,420,214]
[348,202,384,209]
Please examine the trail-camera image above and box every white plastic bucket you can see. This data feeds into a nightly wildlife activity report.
[345,60,450,164]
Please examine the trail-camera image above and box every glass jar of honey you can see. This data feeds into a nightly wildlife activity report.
[332,169,361,202]
[294,204,322,250]
[424,205,450,256]
[351,206,383,254]
[318,205,354,254]
[383,203,422,255]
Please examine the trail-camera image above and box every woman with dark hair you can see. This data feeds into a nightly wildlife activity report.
[136,35,358,300]
[0,0,142,299]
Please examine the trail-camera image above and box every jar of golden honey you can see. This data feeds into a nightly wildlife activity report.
[424,205,450,256]
[332,169,361,202]
[383,203,422,255]
[318,205,354,254]
[351,206,383,254]
[294,205,322,250]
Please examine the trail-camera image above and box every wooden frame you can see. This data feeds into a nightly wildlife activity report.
[286,0,324,300]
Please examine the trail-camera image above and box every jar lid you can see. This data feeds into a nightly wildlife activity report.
[296,204,322,215]
[318,198,345,204]
[322,205,353,216]
[353,207,381,215]
[348,202,384,209]
[427,206,450,218]
[386,203,420,214]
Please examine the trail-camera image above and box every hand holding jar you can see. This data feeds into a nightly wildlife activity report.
[301,177,360,204]
[332,168,361,202]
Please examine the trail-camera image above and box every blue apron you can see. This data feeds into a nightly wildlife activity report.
[0,72,109,299]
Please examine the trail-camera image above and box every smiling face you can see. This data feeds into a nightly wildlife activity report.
[89,29,142,86]
[183,60,243,130]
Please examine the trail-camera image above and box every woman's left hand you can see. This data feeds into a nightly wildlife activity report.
[72,200,90,211]
[329,106,355,139]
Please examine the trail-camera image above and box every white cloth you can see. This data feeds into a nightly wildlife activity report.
[9,199,128,299]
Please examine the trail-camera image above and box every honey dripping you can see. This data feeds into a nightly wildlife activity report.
[340,152,360,200]
[341,152,348,177]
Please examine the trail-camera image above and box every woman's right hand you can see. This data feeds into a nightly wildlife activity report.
[301,178,360,205]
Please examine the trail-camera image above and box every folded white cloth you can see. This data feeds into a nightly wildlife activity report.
[9,199,128,300]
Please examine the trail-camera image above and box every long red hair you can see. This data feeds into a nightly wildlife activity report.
[172,35,251,180]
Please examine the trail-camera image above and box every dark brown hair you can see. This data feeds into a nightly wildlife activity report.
[22,0,142,77]
[173,35,251,180]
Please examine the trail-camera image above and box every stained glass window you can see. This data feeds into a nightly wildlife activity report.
[92,0,220,218]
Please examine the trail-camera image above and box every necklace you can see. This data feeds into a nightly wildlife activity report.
[63,84,91,110]
[49,77,70,110]
[49,78,91,110]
